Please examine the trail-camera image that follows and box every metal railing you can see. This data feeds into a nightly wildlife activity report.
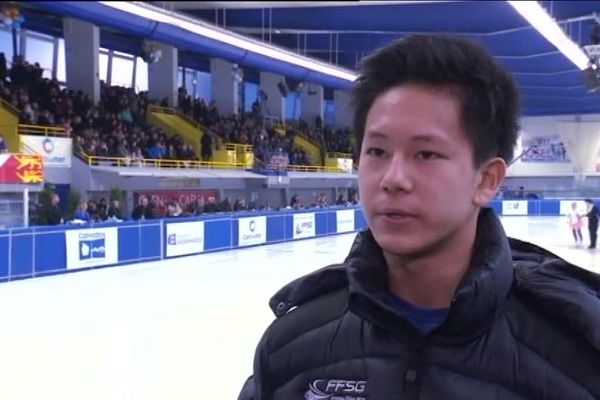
[0,98,19,116]
[286,164,347,173]
[326,152,353,159]
[18,124,69,137]
[83,153,249,170]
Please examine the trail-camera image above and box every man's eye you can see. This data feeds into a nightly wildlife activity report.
[365,148,385,157]
[417,151,441,160]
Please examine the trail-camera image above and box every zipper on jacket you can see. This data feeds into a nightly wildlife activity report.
[403,337,425,399]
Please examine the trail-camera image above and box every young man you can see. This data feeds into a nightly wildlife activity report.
[240,34,600,400]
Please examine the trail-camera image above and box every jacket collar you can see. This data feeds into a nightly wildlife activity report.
[345,207,514,342]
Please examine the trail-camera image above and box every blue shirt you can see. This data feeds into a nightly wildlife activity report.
[390,294,449,334]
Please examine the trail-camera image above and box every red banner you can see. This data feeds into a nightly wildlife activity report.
[134,189,218,215]
[0,154,44,184]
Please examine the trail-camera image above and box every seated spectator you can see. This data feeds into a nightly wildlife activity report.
[132,195,154,220]
[290,194,300,208]
[203,196,220,213]
[87,200,100,222]
[74,201,91,223]
[107,200,123,220]
[165,201,183,218]
[233,197,247,212]
[97,198,108,221]
[336,194,346,206]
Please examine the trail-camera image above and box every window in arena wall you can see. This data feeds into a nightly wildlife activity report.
[24,34,54,79]
[135,57,148,93]
[99,52,109,83]
[111,56,134,88]
[0,27,13,64]
[56,38,66,83]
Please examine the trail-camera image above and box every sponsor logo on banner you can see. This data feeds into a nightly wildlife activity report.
[502,200,528,216]
[0,154,43,184]
[65,228,118,269]
[166,221,204,257]
[293,213,316,239]
[336,209,355,233]
[20,135,72,167]
[238,216,266,247]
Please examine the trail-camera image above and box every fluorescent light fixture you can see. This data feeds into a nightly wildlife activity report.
[507,1,589,70]
[98,1,358,81]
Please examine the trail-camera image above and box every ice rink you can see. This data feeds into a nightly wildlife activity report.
[0,216,597,400]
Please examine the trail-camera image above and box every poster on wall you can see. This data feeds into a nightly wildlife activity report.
[20,135,72,167]
[293,213,316,239]
[238,216,267,247]
[134,190,219,216]
[165,221,204,257]
[520,136,569,162]
[502,200,528,216]
[65,227,119,270]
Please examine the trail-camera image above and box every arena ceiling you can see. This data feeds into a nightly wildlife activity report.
[21,1,600,116]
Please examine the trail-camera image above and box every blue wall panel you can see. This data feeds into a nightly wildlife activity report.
[328,211,338,234]
[266,215,285,243]
[204,219,232,251]
[315,212,328,236]
[0,234,9,280]
[355,209,367,230]
[118,226,141,262]
[34,232,66,274]
[539,200,560,216]
[10,233,34,277]
[140,224,162,260]
[285,215,294,240]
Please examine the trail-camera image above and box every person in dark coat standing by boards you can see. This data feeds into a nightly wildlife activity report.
[585,198,599,249]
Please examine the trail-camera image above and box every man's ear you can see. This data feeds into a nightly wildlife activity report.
[473,157,507,207]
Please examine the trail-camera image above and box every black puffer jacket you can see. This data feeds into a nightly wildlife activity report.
[243,208,600,400]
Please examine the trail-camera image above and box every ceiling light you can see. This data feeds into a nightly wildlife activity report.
[99,1,358,81]
[507,1,589,70]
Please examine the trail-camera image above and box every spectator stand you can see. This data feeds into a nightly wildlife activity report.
[0,98,19,153]
[324,152,354,173]
[146,104,203,157]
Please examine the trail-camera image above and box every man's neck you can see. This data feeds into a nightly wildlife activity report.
[384,217,478,309]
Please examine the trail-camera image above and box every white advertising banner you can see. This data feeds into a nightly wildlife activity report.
[336,209,355,233]
[166,221,204,257]
[65,227,118,270]
[20,135,72,168]
[293,213,316,239]
[559,200,587,216]
[238,216,267,247]
[502,200,528,216]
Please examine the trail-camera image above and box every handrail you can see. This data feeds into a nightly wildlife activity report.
[326,152,353,159]
[0,98,19,117]
[148,104,202,131]
[18,124,69,137]
[286,164,349,173]
[84,154,250,170]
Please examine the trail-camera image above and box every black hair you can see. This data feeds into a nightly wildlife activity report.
[352,34,520,166]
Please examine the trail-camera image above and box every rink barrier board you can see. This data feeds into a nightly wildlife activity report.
[0,200,597,282]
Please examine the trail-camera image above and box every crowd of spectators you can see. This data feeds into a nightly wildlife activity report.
[1,53,352,170]
[1,55,197,163]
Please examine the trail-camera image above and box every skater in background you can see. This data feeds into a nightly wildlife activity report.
[567,202,583,246]
[584,198,599,249]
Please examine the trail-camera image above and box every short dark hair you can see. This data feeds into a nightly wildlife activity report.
[352,34,520,166]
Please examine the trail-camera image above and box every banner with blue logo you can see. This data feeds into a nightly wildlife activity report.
[20,135,72,168]
[293,213,316,239]
[165,221,204,257]
[238,216,267,247]
[65,227,118,269]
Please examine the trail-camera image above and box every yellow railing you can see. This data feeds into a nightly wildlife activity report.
[148,104,201,130]
[84,154,249,170]
[326,152,353,159]
[286,164,344,173]
[0,98,19,116]
[18,124,69,137]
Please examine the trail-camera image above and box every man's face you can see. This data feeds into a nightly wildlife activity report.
[358,84,491,259]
